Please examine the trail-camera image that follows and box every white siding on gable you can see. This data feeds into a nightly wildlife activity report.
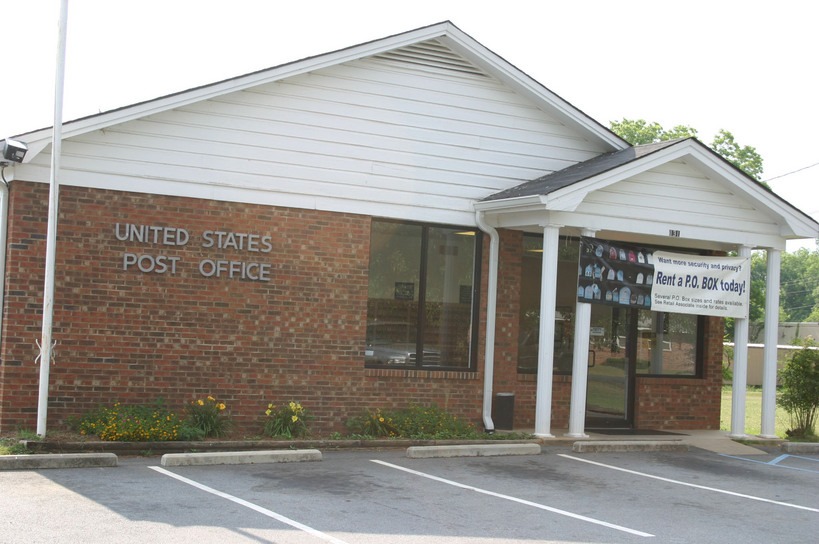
[570,159,782,239]
[21,40,609,227]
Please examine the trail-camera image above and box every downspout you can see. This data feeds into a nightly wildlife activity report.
[475,210,498,432]
[0,167,10,345]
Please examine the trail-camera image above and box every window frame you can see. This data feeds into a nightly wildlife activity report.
[634,313,706,379]
[366,218,482,372]
[517,233,706,378]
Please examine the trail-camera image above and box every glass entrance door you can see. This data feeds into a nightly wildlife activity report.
[586,305,635,428]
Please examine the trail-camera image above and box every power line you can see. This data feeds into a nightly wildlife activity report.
[763,161,819,183]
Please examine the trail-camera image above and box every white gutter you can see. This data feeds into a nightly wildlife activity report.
[475,210,499,432]
[0,168,9,344]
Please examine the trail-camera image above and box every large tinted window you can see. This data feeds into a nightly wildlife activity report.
[635,311,701,376]
[519,235,580,373]
[518,234,701,376]
[366,220,480,370]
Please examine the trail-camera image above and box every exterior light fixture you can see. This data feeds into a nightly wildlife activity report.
[1,138,28,165]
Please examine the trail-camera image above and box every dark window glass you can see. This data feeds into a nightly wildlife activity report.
[366,220,479,370]
[635,311,701,376]
[518,234,701,376]
[518,235,580,373]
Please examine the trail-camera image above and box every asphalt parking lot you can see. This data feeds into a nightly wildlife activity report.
[2,445,817,544]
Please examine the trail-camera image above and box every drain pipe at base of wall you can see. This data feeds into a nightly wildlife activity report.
[0,167,10,345]
[475,210,499,433]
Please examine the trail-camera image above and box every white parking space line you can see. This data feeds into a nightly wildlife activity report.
[371,459,654,538]
[148,466,351,544]
[558,454,819,513]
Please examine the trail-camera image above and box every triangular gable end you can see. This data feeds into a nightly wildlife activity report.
[17,21,627,163]
[12,23,634,227]
[477,139,819,250]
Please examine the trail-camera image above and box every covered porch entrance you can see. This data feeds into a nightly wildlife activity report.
[518,234,704,430]
[475,138,818,439]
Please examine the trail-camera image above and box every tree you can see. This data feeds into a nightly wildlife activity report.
[734,247,819,330]
[777,338,819,437]
[725,250,768,342]
[611,119,765,184]
[609,119,698,145]
[711,129,764,182]
[779,248,819,322]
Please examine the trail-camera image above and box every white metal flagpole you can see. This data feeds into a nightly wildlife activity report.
[37,0,69,437]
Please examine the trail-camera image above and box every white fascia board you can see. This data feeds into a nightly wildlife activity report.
[439,31,627,152]
[473,194,547,212]
[537,139,817,239]
[679,152,819,239]
[18,22,459,163]
[490,207,787,251]
[545,141,704,209]
[474,143,698,217]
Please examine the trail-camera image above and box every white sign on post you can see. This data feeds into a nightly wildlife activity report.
[650,252,750,318]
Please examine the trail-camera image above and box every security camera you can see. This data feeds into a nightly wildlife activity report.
[1,138,27,163]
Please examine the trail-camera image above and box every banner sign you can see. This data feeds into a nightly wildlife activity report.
[577,237,655,310]
[650,252,750,318]
[577,237,750,318]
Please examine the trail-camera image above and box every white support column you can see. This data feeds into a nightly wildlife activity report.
[760,248,781,438]
[534,224,561,437]
[729,245,752,439]
[566,230,596,438]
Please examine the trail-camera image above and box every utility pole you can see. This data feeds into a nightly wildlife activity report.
[37,0,69,437]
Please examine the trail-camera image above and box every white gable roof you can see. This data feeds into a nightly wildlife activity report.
[12,21,816,248]
[12,22,628,227]
[18,21,626,161]
[476,138,819,249]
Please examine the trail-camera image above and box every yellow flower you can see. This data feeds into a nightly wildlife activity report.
[197,399,204,406]
[265,409,272,416]
[289,401,296,410]
[218,403,226,410]
[208,396,215,402]
[268,403,273,409]
[379,417,385,422]
[291,415,298,422]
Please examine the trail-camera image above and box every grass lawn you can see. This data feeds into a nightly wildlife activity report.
[720,386,792,438]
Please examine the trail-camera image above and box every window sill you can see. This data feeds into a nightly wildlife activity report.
[365,367,478,380]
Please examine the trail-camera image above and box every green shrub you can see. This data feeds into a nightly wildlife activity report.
[723,342,734,382]
[0,437,29,455]
[72,401,183,441]
[777,339,819,437]
[346,408,398,438]
[390,404,478,439]
[263,401,310,439]
[184,395,231,438]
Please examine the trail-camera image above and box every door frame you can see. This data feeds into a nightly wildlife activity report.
[585,308,637,429]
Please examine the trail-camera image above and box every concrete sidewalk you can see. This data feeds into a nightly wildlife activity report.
[535,429,779,455]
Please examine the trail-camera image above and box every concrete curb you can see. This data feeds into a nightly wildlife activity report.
[25,438,542,455]
[572,440,690,453]
[160,449,323,466]
[781,442,819,454]
[406,443,541,458]
[0,453,118,470]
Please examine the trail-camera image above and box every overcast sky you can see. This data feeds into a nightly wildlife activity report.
[4,0,817,251]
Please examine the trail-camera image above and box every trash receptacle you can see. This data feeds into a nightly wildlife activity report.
[493,392,515,430]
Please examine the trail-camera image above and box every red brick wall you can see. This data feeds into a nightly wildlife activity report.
[0,182,485,435]
[489,230,573,430]
[0,182,723,436]
[488,231,723,432]
[634,316,723,430]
